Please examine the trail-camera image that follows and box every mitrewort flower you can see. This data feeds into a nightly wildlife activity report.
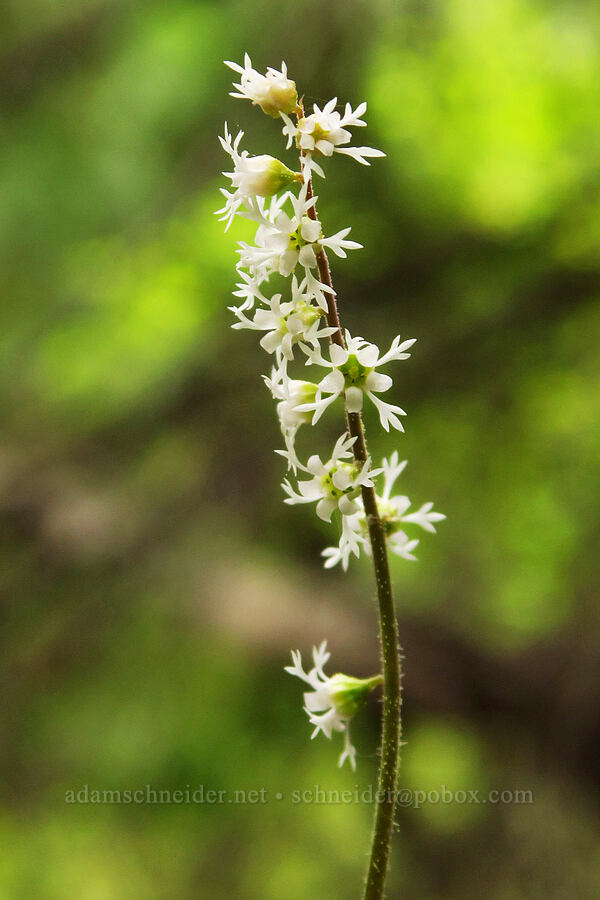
[322,452,446,570]
[266,371,317,432]
[285,641,383,770]
[263,369,318,472]
[281,98,385,178]
[216,124,300,229]
[297,330,415,431]
[237,183,362,290]
[230,275,336,361]
[225,54,298,118]
[282,433,381,521]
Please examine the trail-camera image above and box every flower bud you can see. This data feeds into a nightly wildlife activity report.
[328,673,383,719]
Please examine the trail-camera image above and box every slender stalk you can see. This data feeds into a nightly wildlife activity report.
[298,104,402,900]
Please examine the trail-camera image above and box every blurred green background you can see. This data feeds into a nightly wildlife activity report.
[2,0,600,897]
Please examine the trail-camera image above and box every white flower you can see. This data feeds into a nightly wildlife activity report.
[285,641,382,770]
[282,434,381,522]
[297,331,415,430]
[266,370,317,431]
[281,98,385,177]
[265,371,319,473]
[231,154,297,198]
[321,511,367,570]
[225,54,298,118]
[322,452,445,569]
[216,124,299,229]
[237,184,362,291]
[379,451,446,534]
[237,185,318,275]
[322,512,419,571]
[230,275,336,361]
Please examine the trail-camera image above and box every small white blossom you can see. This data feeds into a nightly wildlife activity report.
[379,451,446,534]
[237,185,318,276]
[265,371,319,473]
[230,275,336,361]
[322,452,445,569]
[285,641,382,770]
[216,124,299,230]
[225,54,298,118]
[266,370,317,431]
[237,184,361,291]
[297,331,415,430]
[282,433,381,522]
[321,512,367,570]
[322,512,421,570]
[281,98,385,178]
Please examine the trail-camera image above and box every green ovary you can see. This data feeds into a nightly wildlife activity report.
[377,498,402,536]
[329,674,384,718]
[319,463,356,499]
[295,300,322,327]
[288,217,322,252]
[287,227,306,252]
[338,353,372,388]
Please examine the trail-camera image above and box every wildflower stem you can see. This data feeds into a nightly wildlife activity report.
[299,104,401,900]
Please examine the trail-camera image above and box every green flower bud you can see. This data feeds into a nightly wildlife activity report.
[328,673,383,719]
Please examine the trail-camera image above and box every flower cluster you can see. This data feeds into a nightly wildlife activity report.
[218,55,444,769]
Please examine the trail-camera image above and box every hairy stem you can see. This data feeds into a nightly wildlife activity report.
[298,105,402,900]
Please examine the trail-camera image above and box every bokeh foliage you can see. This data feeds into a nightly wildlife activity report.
[1,0,599,897]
